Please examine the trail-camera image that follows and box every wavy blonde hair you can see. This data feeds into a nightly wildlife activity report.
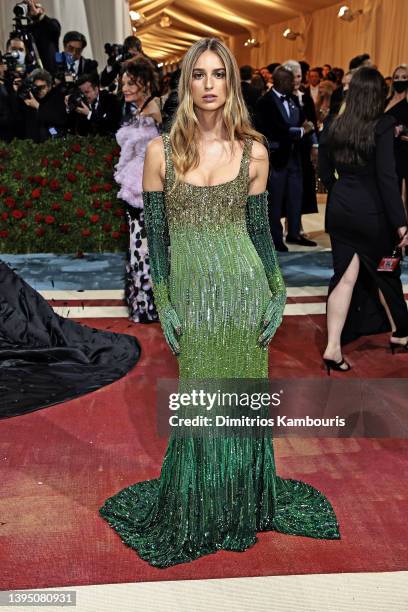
[169,38,263,182]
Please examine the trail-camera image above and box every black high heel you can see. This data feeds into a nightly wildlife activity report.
[389,338,408,354]
[323,357,351,376]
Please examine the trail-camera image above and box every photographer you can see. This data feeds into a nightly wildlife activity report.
[23,0,61,74]
[100,36,156,89]
[60,31,98,79]
[22,68,67,142]
[66,72,121,137]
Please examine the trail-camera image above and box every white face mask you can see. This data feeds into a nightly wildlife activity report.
[16,50,26,65]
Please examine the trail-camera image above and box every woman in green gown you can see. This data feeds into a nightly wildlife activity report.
[99,38,340,568]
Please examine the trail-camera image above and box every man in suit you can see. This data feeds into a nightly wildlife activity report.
[61,31,98,79]
[255,66,316,251]
[240,65,259,119]
[25,0,61,74]
[67,73,121,137]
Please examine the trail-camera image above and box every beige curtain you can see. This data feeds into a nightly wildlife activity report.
[235,0,408,76]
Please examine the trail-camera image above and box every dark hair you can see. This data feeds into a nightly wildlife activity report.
[124,36,142,52]
[30,68,52,87]
[349,53,370,70]
[323,63,332,70]
[299,60,310,82]
[121,58,158,95]
[326,70,337,83]
[63,31,87,49]
[240,65,253,80]
[77,72,100,88]
[309,67,321,76]
[328,67,387,166]
[169,68,181,90]
[7,36,24,48]
[267,62,280,74]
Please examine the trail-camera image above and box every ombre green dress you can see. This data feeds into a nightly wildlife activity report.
[99,136,340,567]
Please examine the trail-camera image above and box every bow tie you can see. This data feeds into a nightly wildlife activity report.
[279,94,291,102]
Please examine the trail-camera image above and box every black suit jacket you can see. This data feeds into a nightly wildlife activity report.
[77,57,99,77]
[241,81,259,118]
[74,90,122,136]
[255,89,305,169]
[24,87,68,143]
[29,15,61,74]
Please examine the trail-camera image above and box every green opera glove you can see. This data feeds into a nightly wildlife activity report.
[143,191,182,355]
[246,192,287,347]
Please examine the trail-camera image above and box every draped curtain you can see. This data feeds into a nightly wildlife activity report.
[235,0,408,76]
[0,0,131,70]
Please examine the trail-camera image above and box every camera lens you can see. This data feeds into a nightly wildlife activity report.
[13,3,28,18]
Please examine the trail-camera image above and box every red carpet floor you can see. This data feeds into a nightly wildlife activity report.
[1,314,408,590]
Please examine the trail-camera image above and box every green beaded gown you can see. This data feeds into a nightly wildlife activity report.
[99,135,340,567]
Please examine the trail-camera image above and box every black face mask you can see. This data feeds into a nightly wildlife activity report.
[393,80,408,93]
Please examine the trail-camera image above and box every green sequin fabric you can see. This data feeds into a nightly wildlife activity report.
[99,135,340,568]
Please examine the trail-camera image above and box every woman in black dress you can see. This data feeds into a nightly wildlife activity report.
[0,260,140,418]
[318,67,408,372]
[385,64,408,204]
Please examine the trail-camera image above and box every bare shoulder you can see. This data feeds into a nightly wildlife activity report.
[146,135,165,158]
[251,139,268,161]
[143,136,165,190]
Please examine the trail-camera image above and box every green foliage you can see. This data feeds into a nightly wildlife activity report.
[0,136,128,253]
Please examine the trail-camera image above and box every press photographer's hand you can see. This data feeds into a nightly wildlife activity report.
[24,91,39,110]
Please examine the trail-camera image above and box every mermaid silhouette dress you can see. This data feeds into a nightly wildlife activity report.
[99,136,340,567]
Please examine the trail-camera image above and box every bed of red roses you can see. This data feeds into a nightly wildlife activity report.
[0,136,128,254]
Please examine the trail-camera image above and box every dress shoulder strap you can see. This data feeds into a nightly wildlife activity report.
[239,137,253,184]
[161,133,176,188]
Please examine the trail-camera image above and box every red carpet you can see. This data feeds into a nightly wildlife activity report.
[1,315,408,590]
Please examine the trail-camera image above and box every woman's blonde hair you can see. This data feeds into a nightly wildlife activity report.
[390,63,408,99]
[169,38,263,181]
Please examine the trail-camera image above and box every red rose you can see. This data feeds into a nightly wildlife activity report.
[31,188,42,199]
[1,212,8,220]
[34,175,43,185]
[75,163,85,172]
[63,192,73,201]
[35,227,45,237]
[63,151,72,159]
[51,203,61,211]
[24,200,33,209]
[103,183,113,192]
[103,201,112,210]
[41,158,49,167]
[120,223,127,233]
[72,143,81,153]
[17,188,25,196]
[20,222,28,232]
[60,223,70,233]
[28,176,35,184]
[90,185,101,193]
[67,172,77,183]
[94,170,103,178]
[13,171,23,179]
[76,208,86,218]
[12,210,24,219]
[104,154,113,162]
[5,197,16,208]
[112,231,120,239]
[41,178,48,187]
[45,215,55,225]
[49,179,61,191]
[87,146,96,156]
[92,199,101,209]
[0,230,9,238]
[103,223,112,232]
[82,228,91,237]
[34,213,44,223]
[0,186,8,195]
[114,209,123,218]
[90,214,100,224]
[52,159,62,168]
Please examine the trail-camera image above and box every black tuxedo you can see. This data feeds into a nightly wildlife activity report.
[241,81,259,119]
[255,89,306,247]
[77,57,98,77]
[73,90,122,136]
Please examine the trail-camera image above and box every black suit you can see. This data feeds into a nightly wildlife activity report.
[241,81,259,119]
[24,87,68,143]
[77,57,98,77]
[255,88,306,246]
[73,90,122,136]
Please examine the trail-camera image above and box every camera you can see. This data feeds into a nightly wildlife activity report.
[66,89,88,113]
[104,42,131,65]
[0,50,20,72]
[13,2,29,19]
[18,77,40,100]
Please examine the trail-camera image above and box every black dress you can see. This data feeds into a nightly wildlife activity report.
[385,98,408,193]
[319,114,408,344]
[0,261,141,419]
